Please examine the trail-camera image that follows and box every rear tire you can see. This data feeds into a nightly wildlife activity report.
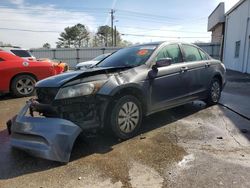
[109,95,142,140]
[11,75,36,97]
[205,78,221,106]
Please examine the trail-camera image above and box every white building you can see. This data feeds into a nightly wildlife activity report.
[208,3,225,43]
[208,0,250,73]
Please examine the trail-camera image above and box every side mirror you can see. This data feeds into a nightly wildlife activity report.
[153,58,172,70]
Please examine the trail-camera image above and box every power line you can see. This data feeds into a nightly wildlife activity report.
[117,12,206,23]
[0,18,105,25]
[121,33,210,39]
[0,27,60,33]
[116,25,208,34]
[117,9,182,20]
[116,9,207,21]
[115,15,206,26]
[0,6,206,22]
[0,9,108,16]
[0,6,109,12]
[0,27,210,39]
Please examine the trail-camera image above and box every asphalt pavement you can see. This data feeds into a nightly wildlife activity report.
[220,70,250,119]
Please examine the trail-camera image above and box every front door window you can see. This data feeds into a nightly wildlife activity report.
[155,44,183,64]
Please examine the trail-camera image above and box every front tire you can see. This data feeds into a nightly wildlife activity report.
[109,95,142,140]
[205,78,221,106]
[11,75,36,97]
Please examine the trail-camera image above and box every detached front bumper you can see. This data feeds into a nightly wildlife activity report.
[9,101,82,163]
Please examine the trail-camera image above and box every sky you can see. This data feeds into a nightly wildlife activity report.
[0,0,240,48]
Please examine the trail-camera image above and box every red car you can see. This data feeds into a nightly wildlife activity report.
[0,51,64,97]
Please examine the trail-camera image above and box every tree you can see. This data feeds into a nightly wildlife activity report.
[96,25,111,47]
[94,25,122,47]
[43,43,51,48]
[57,23,89,48]
[0,41,12,47]
[120,40,133,47]
[74,24,89,47]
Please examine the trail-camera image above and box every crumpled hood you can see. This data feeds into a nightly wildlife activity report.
[75,60,99,68]
[36,66,126,88]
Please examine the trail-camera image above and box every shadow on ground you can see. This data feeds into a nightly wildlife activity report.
[0,101,206,180]
[0,94,13,101]
[218,105,250,141]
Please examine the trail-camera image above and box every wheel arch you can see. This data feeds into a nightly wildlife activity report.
[212,73,223,87]
[108,85,148,116]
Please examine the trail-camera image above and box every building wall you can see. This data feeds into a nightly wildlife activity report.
[208,2,225,31]
[211,24,224,43]
[223,0,250,73]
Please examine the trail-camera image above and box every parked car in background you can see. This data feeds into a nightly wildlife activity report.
[0,46,69,72]
[37,58,69,72]
[8,42,226,162]
[75,53,111,70]
[0,51,64,97]
[0,46,36,61]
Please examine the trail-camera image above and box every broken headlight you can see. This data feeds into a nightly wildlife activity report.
[55,80,107,99]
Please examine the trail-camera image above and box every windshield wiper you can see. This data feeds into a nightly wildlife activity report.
[93,64,138,69]
[116,65,137,68]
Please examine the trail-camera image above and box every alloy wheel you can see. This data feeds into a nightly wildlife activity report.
[211,81,221,103]
[16,78,35,95]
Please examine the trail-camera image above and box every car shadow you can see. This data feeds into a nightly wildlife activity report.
[0,101,206,180]
[0,94,13,101]
[218,105,250,141]
[0,93,36,101]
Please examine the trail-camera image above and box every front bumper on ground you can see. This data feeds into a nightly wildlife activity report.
[9,101,82,163]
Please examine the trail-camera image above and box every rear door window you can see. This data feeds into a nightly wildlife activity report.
[10,50,32,57]
[182,44,202,62]
[199,49,209,60]
[156,44,183,64]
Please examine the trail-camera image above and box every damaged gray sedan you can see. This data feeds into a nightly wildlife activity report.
[8,42,226,162]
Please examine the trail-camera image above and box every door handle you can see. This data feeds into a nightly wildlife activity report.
[205,62,211,68]
[180,67,188,73]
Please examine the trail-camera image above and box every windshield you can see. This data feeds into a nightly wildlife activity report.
[97,45,157,68]
[92,53,110,61]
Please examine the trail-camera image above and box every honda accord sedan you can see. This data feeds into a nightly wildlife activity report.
[8,42,226,162]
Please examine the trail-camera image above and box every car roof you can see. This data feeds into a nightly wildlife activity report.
[0,46,22,50]
[132,41,204,48]
[132,41,199,48]
[132,41,164,47]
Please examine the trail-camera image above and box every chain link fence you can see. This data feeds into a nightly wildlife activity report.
[30,43,220,68]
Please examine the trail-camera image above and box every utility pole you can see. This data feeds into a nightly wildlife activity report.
[114,26,117,47]
[110,9,115,46]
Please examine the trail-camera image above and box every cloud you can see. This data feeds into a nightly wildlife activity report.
[0,4,98,48]
[8,0,24,5]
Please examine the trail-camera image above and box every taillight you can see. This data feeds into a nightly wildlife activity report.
[64,65,69,72]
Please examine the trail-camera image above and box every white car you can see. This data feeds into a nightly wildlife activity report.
[75,53,111,70]
[0,46,36,60]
